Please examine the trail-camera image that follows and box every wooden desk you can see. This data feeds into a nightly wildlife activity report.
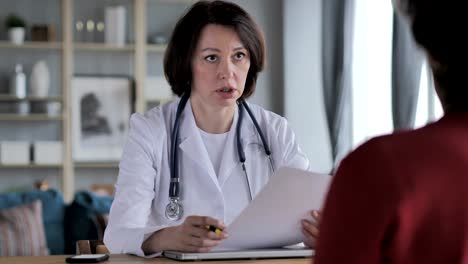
[0,254,313,264]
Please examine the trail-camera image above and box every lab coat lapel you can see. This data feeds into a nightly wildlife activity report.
[218,107,257,188]
[178,100,219,188]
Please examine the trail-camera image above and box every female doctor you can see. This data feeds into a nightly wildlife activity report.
[104,0,320,257]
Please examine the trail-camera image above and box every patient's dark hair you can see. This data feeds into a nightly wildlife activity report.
[164,0,266,99]
[396,0,461,111]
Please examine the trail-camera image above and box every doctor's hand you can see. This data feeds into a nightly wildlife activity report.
[301,210,321,248]
[160,215,228,253]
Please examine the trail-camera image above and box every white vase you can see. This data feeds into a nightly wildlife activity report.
[8,27,25,45]
[30,60,51,98]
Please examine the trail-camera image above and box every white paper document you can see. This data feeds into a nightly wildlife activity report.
[216,167,331,250]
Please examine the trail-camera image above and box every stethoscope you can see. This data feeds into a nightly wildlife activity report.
[165,93,275,221]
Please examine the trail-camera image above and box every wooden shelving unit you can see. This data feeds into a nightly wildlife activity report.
[0,0,189,201]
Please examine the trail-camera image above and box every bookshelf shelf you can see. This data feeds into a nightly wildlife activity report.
[0,164,62,169]
[0,41,62,50]
[0,114,62,121]
[74,42,135,52]
[74,162,119,169]
[0,95,62,102]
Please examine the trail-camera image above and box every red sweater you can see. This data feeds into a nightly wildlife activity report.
[315,113,468,264]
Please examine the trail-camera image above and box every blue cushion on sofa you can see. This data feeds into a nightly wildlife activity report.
[0,189,65,254]
[64,191,113,254]
[73,191,113,214]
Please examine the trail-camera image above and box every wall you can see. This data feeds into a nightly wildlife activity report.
[231,0,284,114]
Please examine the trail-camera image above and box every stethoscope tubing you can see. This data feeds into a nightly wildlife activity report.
[169,93,190,199]
[167,94,274,220]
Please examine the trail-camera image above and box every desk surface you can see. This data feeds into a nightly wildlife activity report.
[0,254,313,264]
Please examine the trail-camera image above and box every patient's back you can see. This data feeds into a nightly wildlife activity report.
[382,113,468,263]
[316,112,468,263]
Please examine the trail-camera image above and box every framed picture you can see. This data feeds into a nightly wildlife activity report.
[71,75,134,162]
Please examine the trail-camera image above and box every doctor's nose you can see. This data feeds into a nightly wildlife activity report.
[217,60,234,80]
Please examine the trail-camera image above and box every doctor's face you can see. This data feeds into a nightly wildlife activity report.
[191,24,251,108]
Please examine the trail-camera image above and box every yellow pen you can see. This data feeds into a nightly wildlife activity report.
[206,225,223,234]
[193,215,223,234]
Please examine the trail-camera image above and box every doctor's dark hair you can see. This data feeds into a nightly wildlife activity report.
[164,0,266,98]
[395,0,461,111]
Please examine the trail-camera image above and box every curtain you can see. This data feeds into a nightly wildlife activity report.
[392,12,424,130]
[321,0,355,166]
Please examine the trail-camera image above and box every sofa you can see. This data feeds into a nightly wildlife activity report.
[0,189,113,256]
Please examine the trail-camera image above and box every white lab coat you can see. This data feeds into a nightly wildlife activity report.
[104,98,310,257]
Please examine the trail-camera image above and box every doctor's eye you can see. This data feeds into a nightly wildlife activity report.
[204,55,218,63]
[233,52,246,61]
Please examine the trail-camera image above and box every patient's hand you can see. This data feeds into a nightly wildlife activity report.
[301,210,321,248]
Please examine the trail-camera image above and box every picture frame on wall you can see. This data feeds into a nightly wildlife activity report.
[71,75,135,162]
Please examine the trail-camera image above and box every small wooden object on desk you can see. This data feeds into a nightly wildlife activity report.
[76,240,109,254]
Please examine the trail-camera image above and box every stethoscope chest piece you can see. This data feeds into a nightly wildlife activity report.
[165,198,183,221]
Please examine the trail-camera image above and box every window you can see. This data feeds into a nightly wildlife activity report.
[352,0,393,147]
[351,0,443,148]
[414,62,444,128]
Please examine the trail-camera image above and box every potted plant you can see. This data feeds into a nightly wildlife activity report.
[5,14,26,45]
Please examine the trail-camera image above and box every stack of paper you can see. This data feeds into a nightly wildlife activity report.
[216,167,332,251]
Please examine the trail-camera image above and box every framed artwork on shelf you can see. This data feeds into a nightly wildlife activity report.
[71,75,135,162]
